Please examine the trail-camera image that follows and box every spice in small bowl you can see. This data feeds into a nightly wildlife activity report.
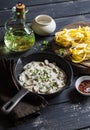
[75,76,90,96]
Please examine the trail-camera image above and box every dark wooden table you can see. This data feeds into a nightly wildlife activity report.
[0,0,90,130]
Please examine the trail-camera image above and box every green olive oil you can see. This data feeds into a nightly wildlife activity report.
[4,3,35,52]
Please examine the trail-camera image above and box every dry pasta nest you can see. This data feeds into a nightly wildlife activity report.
[53,22,90,74]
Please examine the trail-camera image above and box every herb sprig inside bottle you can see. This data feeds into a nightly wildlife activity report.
[4,3,35,52]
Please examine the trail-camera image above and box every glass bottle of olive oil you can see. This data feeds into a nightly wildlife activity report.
[4,3,35,52]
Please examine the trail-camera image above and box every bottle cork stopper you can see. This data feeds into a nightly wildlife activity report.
[16,3,25,18]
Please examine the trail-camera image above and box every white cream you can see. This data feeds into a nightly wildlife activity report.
[18,60,67,94]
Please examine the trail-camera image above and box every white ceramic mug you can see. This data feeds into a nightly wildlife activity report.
[31,14,56,36]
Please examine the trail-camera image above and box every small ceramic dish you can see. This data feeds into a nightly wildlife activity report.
[31,14,56,36]
[75,76,90,96]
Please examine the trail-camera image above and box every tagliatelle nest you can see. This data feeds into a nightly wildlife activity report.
[54,26,90,63]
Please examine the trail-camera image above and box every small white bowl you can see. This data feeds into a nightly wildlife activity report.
[75,76,90,96]
[31,14,56,36]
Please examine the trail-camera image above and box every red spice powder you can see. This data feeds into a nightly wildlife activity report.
[78,80,90,94]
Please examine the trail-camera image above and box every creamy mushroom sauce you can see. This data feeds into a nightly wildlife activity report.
[18,60,67,94]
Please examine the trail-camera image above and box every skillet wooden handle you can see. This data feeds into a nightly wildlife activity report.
[1,88,29,114]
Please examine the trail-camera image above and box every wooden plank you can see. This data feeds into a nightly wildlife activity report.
[0,13,90,31]
[25,0,90,20]
[0,0,78,10]
[9,99,90,130]
[0,0,90,27]
[55,14,90,32]
[40,101,90,130]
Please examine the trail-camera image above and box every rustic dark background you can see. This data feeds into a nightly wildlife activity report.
[0,0,90,130]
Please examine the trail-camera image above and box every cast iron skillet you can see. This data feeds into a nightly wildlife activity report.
[1,52,73,114]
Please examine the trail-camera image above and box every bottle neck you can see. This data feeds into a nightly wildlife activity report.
[15,8,27,28]
[15,10,25,19]
[11,3,27,27]
[15,16,25,26]
[5,3,28,31]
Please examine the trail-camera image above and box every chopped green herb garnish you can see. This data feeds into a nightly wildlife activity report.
[59,48,63,55]
[41,40,49,51]
[42,40,49,46]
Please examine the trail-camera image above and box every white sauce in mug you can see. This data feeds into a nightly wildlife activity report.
[18,60,67,94]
